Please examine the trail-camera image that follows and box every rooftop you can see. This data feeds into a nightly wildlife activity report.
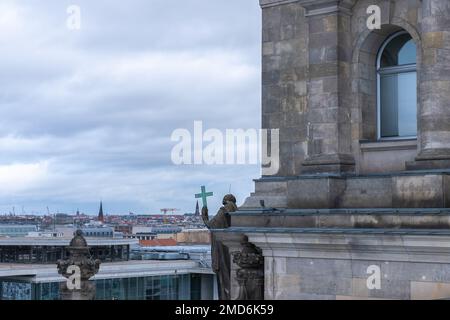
[133,245,211,253]
[0,259,212,283]
[139,239,178,247]
[0,237,138,246]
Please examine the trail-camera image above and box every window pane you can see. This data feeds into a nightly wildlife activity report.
[398,72,417,136]
[380,74,398,137]
[380,72,417,138]
[381,34,416,67]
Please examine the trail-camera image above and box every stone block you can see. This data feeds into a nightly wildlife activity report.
[273,274,302,299]
[262,54,281,72]
[411,281,450,300]
[351,273,411,300]
[262,71,280,85]
[423,32,445,48]
[298,274,352,296]
[339,177,392,208]
[309,63,338,78]
[392,175,446,207]
[262,42,275,56]
[287,177,345,208]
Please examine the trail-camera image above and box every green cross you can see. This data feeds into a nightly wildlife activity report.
[195,186,213,208]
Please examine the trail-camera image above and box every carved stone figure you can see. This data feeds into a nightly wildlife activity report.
[57,229,101,300]
[232,236,264,300]
[202,194,237,300]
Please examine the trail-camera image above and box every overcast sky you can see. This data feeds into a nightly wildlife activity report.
[0,0,262,215]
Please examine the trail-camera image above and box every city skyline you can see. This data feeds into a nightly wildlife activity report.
[0,0,262,214]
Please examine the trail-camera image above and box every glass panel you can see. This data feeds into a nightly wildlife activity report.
[380,74,398,137]
[397,72,417,136]
[112,278,121,300]
[190,274,202,300]
[380,72,417,138]
[381,33,416,67]
[104,279,112,300]
[1,282,32,300]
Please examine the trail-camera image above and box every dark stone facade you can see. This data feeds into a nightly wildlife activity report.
[227,0,450,300]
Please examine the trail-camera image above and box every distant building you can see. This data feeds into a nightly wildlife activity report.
[0,238,134,263]
[54,214,73,225]
[131,226,152,234]
[0,261,215,300]
[139,239,178,247]
[114,224,132,235]
[98,201,104,223]
[151,226,182,234]
[131,245,212,267]
[81,226,114,238]
[0,225,37,238]
[126,233,156,241]
[176,229,210,244]
[26,231,64,238]
[195,201,200,216]
[53,227,76,238]
[0,238,216,300]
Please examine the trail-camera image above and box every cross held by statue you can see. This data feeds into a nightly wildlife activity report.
[195,185,213,208]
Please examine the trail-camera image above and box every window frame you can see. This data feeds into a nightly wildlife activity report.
[376,30,417,141]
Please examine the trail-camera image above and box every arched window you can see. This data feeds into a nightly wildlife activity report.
[377,31,417,139]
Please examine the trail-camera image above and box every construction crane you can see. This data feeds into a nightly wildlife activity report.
[160,208,180,224]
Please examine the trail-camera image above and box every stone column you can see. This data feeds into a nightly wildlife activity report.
[409,0,450,169]
[300,0,356,174]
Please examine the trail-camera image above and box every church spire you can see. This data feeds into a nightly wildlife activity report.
[195,200,200,216]
[98,201,104,223]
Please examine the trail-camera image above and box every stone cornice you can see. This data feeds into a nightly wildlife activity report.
[259,0,300,9]
[244,230,450,263]
[301,0,357,16]
[260,0,357,16]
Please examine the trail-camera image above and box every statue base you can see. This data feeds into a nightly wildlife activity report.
[59,280,96,300]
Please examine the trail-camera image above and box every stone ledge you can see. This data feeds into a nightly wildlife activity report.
[230,209,450,229]
[234,208,450,215]
[259,0,299,8]
[222,227,450,236]
[360,139,417,152]
[246,170,450,209]
[240,230,450,263]
[256,169,450,181]
[406,159,450,171]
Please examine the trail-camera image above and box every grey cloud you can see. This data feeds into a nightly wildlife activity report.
[0,0,262,214]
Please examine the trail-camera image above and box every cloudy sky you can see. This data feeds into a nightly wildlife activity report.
[0,0,262,215]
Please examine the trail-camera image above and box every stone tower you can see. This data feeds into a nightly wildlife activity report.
[223,0,450,300]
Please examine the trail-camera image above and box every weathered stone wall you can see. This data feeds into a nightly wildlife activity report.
[260,0,450,176]
[351,0,423,173]
[248,232,450,300]
[266,256,450,300]
[261,2,309,176]
[418,0,450,162]
[233,0,450,301]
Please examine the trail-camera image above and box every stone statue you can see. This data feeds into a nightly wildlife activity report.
[57,229,101,300]
[202,194,237,300]
[232,236,264,300]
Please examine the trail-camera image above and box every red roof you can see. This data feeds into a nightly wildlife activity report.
[139,239,177,246]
